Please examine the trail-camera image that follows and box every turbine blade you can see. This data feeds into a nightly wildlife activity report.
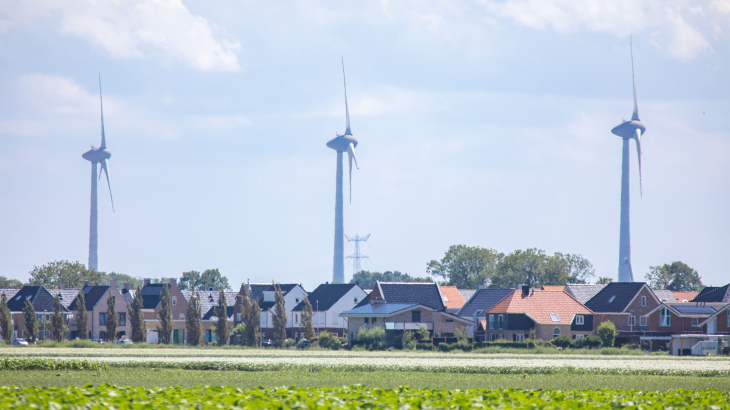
[99,74,107,149]
[100,159,115,212]
[630,37,640,122]
[342,57,351,135]
[634,128,642,198]
[346,143,358,204]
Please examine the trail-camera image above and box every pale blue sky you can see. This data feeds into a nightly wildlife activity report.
[1,1,729,291]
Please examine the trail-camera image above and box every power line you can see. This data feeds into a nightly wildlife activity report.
[345,233,370,278]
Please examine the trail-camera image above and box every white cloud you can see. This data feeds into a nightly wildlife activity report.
[2,0,240,71]
[662,7,711,60]
[18,73,98,115]
[192,114,252,130]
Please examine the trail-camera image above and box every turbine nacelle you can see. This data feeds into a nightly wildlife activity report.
[326,134,358,152]
[611,120,645,140]
[82,147,112,163]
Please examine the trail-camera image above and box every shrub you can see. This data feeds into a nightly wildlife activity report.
[416,342,433,351]
[283,338,296,348]
[543,341,554,348]
[403,330,416,350]
[551,335,572,348]
[356,326,386,350]
[318,332,340,350]
[573,335,602,349]
[597,321,617,347]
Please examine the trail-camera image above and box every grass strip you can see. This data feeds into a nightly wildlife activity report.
[0,358,106,371]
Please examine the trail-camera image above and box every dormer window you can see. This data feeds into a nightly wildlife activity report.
[550,313,560,322]
[443,296,449,302]
[608,296,616,303]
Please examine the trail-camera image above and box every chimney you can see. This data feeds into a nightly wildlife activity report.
[124,283,130,290]
[477,285,484,290]
[109,280,116,290]
[143,278,150,286]
[83,280,89,287]
[59,282,66,290]
[170,278,177,287]
[522,284,530,297]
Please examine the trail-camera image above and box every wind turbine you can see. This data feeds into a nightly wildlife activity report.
[611,38,645,282]
[326,58,359,284]
[81,74,114,272]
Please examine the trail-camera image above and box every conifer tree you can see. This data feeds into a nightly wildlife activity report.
[272,284,287,347]
[22,298,39,343]
[130,285,145,343]
[105,292,118,342]
[75,290,88,339]
[240,285,260,347]
[300,297,315,341]
[157,283,173,344]
[215,289,229,346]
[186,291,202,346]
[0,294,12,344]
[50,294,65,342]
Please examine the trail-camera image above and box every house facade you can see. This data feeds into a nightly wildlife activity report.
[291,283,367,340]
[701,304,730,335]
[6,285,72,341]
[140,279,189,344]
[68,281,130,340]
[232,283,308,342]
[481,286,594,342]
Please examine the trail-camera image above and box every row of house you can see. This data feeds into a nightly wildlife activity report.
[2,278,728,355]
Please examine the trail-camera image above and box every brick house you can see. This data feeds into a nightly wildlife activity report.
[195,290,237,344]
[584,282,662,346]
[700,303,730,336]
[68,280,130,340]
[455,286,514,337]
[692,283,730,304]
[340,282,473,347]
[4,286,72,341]
[290,283,367,340]
[140,279,188,344]
[232,283,308,342]
[481,286,593,342]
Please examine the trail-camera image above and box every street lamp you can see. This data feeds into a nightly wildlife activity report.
[316,300,319,337]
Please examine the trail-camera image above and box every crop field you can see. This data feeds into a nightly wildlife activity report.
[1,384,728,409]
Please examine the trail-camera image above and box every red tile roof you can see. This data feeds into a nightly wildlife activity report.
[672,291,699,302]
[486,289,592,325]
[541,285,566,291]
[440,286,466,309]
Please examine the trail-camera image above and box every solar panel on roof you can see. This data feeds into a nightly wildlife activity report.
[673,305,717,314]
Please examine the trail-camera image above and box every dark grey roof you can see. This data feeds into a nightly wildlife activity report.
[140,283,170,309]
[671,304,721,315]
[7,286,67,313]
[585,282,646,313]
[375,282,445,311]
[292,283,357,312]
[69,286,109,311]
[564,284,606,304]
[341,303,417,316]
[691,284,730,303]
[652,289,677,303]
[0,289,20,301]
[48,289,81,309]
[203,305,235,321]
[186,290,237,321]
[456,288,514,317]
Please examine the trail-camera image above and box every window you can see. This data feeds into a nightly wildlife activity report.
[364,317,369,324]
[575,334,585,340]
[333,332,338,337]
[550,313,560,322]
[489,314,494,330]
[641,296,646,307]
[294,314,298,324]
[172,296,177,306]
[575,315,584,325]
[553,328,560,338]
[628,316,635,326]
[179,314,185,321]
[660,307,671,327]
[295,298,299,303]
[727,311,730,328]
[445,319,453,323]
[498,314,504,330]
[640,316,647,326]
[99,313,106,326]
[118,313,126,326]
[354,298,358,303]
[692,318,699,327]
[515,334,525,342]
[608,296,616,303]
[372,317,377,323]
[412,311,421,322]
[37,314,43,321]
[236,313,242,322]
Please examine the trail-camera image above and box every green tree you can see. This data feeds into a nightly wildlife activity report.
[185,291,203,346]
[157,284,173,344]
[0,276,23,289]
[403,330,416,350]
[29,260,104,288]
[239,285,260,347]
[215,289,229,346]
[645,261,704,292]
[272,284,287,347]
[597,320,617,347]
[129,285,145,343]
[22,299,39,343]
[416,324,431,342]
[49,294,66,342]
[105,293,118,342]
[318,330,339,349]
[490,249,595,288]
[299,297,315,341]
[349,271,430,289]
[427,245,504,288]
[75,290,88,339]
[0,294,12,343]
[103,272,143,289]
[596,277,614,285]
[179,269,231,291]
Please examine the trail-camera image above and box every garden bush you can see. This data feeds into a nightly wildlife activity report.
[551,335,572,349]
[597,321,617,347]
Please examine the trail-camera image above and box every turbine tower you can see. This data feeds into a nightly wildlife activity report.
[326,58,359,283]
[82,74,115,272]
[611,38,645,282]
